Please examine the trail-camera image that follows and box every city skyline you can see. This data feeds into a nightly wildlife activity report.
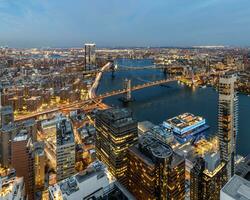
[1,1,250,199]
[1,0,250,48]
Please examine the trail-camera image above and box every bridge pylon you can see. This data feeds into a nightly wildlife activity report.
[111,63,115,77]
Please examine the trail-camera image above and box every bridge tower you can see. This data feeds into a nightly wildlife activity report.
[110,63,117,78]
[191,67,195,85]
[124,78,132,102]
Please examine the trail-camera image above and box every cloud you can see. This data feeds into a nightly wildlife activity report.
[0,0,250,47]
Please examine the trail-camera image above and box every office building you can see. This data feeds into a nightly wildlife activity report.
[56,118,75,181]
[11,130,35,200]
[84,43,96,70]
[95,108,138,186]
[220,175,250,200]
[190,153,228,200]
[127,133,185,200]
[218,73,238,179]
[33,142,45,192]
[0,169,25,200]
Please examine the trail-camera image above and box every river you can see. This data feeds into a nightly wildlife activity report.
[97,58,250,157]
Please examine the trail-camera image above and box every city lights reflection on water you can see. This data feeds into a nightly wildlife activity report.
[97,58,250,157]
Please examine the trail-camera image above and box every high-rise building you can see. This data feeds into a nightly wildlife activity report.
[127,133,185,200]
[0,118,37,168]
[33,142,45,192]
[0,124,17,167]
[56,118,75,181]
[190,153,228,200]
[84,43,96,70]
[11,130,35,200]
[218,73,238,179]
[95,108,138,186]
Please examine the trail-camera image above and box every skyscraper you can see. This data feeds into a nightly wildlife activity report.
[84,43,96,70]
[190,154,228,200]
[56,118,75,181]
[218,73,238,179]
[11,130,35,200]
[95,108,138,186]
[127,133,185,200]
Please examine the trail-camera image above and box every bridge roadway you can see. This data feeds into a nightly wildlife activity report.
[32,64,169,78]
[96,77,176,99]
[15,78,176,122]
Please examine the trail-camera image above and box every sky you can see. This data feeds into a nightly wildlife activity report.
[0,0,250,48]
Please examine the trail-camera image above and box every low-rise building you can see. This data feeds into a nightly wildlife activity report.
[48,161,131,200]
[220,175,250,200]
[0,169,25,200]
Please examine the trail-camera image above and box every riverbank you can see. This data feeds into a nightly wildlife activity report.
[97,58,250,157]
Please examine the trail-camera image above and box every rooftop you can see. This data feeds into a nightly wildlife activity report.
[48,161,115,200]
[13,130,28,142]
[0,106,13,115]
[138,133,173,160]
[165,112,205,130]
[56,118,75,146]
[97,108,136,128]
[236,154,250,181]
[221,175,250,200]
[0,169,24,200]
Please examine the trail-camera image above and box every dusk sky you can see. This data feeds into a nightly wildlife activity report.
[1,0,250,48]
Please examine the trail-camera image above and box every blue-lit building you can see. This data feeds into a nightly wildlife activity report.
[163,113,209,143]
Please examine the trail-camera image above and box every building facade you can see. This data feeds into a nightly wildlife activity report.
[218,73,238,179]
[33,142,45,192]
[190,155,228,200]
[95,108,138,186]
[127,133,185,200]
[56,119,75,181]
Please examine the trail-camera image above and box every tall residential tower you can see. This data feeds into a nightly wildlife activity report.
[84,43,96,70]
[218,73,238,179]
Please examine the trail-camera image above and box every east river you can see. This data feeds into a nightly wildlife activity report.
[97,58,250,157]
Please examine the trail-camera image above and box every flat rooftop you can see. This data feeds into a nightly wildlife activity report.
[139,133,173,160]
[236,154,250,181]
[48,161,115,200]
[0,106,13,115]
[138,121,155,133]
[221,175,250,200]
[165,113,204,130]
[56,119,74,146]
[97,108,136,128]
[13,130,28,142]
